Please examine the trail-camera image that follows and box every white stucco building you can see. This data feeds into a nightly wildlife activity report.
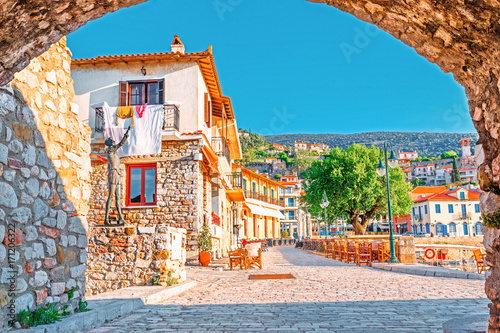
[411,188,483,236]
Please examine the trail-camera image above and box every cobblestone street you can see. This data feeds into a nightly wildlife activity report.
[87,247,488,332]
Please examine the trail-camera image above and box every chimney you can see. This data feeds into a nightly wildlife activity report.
[171,35,185,54]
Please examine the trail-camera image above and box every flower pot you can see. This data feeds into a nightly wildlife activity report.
[199,251,211,266]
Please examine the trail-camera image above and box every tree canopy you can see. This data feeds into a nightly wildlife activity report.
[301,144,413,235]
[440,151,458,159]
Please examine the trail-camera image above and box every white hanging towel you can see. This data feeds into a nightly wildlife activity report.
[101,102,163,157]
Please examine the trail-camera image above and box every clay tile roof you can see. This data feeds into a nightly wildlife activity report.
[411,186,448,194]
[441,166,453,169]
[416,165,426,168]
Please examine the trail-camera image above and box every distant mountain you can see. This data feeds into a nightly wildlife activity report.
[264,132,479,158]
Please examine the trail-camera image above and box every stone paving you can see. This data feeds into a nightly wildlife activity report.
[86,246,489,332]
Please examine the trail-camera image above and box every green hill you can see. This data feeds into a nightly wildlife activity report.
[264,132,478,158]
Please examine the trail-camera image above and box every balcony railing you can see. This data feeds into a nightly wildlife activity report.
[163,104,180,131]
[212,136,230,164]
[244,191,285,207]
[227,172,242,189]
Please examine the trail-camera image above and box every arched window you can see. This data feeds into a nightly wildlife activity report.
[271,188,275,198]
[252,181,257,193]
[475,222,483,236]
[263,185,267,196]
[243,178,248,191]
[448,222,457,236]
[435,223,443,236]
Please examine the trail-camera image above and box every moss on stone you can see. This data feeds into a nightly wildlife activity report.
[483,211,500,228]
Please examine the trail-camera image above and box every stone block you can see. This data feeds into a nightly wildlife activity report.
[3,170,15,182]
[56,245,65,263]
[66,250,75,261]
[51,266,65,280]
[68,216,86,234]
[68,235,77,246]
[40,225,59,238]
[59,235,68,247]
[138,227,155,234]
[0,289,10,308]
[0,181,17,208]
[0,143,7,165]
[23,144,36,166]
[15,293,34,313]
[56,210,67,229]
[3,229,22,246]
[0,224,4,240]
[29,270,48,287]
[42,238,56,256]
[79,250,87,264]
[70,264,86,278]
[33,243,44,259]
[33,198,49,220]
[20,192,34,205]
[25,178,39,197]
[50,282,65,296]
[35,289,47,305]
[25,226,38,241]
[77,235,87,248]
[10,206,32,224]
[44,258,56,269]
[24,261,34,274]
[0,245,5,262]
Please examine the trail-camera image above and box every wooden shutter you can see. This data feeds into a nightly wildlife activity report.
[158,79,164,105]
[119,81,128,106]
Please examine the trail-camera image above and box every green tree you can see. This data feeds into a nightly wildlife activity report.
[451,157,462,183]
[301,144,412,235]
[441,151,458,159]
[292,149,316,174]
[274,174,282,180]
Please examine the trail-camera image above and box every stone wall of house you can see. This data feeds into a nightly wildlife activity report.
[86,140,202,294]
[0,38,91,328]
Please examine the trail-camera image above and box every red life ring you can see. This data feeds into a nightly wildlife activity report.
[425,248,436,260]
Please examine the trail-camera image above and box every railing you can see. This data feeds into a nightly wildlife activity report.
[94,107,105,134]
[227,172,242,189]
[212,137,230,164]
[244,190,285,207]
[163,104,180,131]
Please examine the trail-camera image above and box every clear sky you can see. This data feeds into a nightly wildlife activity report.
[67,0,475,136]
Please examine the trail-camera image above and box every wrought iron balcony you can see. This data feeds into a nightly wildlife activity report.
[244,190,285,207]
[163,104,180,131]
[227,172,243,189]
[212,136,230,164]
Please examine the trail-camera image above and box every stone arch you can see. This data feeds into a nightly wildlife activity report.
[1,0,500,329]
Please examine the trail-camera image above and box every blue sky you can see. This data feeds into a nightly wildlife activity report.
[67,0,475,136]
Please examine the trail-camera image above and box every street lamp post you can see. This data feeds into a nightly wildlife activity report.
[320,191,330,240]
[376,142,399,264]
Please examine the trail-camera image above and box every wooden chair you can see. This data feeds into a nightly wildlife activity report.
[347,241,357,264]
[244,243,262,270]
[340,241,348,262]
[325,242,333,258]
[371,241,380,262]
[473,249,487,274]
[378,240,391,263]
[229,248,246,270]
[333,241,342,261]
[357,241,372,267]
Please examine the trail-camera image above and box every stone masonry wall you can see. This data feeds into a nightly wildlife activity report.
[86,140,202,294]
[0,38,91,329]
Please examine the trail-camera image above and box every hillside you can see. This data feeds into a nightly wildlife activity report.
[264,132,479,158]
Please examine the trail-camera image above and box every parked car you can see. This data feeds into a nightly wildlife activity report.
[414,232,427,237]
[402,232,413,236]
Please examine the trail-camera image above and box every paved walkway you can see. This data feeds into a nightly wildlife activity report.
[86,247,488,332]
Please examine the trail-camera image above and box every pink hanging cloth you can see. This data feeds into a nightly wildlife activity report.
[135,105,146,118]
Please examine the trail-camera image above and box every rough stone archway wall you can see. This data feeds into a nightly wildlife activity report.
[308,0,500,330]
[0,0,147,86]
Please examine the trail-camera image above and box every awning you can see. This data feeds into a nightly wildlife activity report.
[244,203,285,219]
[262,207,285,219]
[244,203,267,216]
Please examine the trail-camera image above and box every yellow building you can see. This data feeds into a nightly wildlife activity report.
[231,165,285,240]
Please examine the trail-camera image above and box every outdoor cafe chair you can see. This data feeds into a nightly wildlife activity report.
[244,242,262,270]
[333,241,342,261]
[340,240,349,262]
[473,249,487,274]
[325,241,333,258]
[357,241,372,267]
[347,241,357,264]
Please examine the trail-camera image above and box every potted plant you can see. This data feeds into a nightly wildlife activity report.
[281,230,288,245]
[197,223,213,266]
